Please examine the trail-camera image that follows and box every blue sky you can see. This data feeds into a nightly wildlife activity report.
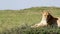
[0,0,60,10]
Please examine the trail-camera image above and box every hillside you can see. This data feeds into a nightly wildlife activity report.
[0,7,60,34]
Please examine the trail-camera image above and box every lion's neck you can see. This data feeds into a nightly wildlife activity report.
[40,16,47,24]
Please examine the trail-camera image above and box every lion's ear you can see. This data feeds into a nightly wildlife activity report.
[40,10,44,14]
[41,10,44,13]
[47,10,51,13]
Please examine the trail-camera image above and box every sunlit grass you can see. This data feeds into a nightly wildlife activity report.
[0,7,60,34]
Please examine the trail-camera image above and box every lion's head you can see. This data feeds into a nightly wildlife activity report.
[41,11,51,20]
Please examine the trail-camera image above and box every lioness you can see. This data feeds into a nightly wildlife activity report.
[31,11,60,28]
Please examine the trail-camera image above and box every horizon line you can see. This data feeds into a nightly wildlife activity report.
[0,6,60,10]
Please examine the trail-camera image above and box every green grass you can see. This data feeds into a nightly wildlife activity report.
[0,7,60,34]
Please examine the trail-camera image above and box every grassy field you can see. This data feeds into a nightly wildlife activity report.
[0,7,60,34]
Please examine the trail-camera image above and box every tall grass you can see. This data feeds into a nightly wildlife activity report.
[0,7,60,34]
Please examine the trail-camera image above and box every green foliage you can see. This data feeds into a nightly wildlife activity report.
[1,24,60,34]
[0,7,60,34]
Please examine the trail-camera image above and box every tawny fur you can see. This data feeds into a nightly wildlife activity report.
[31,11,60,28]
